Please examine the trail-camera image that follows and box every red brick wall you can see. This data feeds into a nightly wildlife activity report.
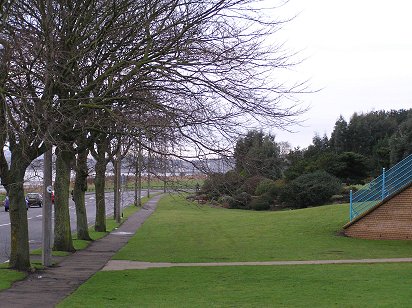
[344,184,412,240]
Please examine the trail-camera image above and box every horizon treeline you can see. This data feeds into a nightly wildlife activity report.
[287,108,412,181]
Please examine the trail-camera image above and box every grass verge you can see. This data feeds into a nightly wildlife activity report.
[0,267,26,291]
[72,195,151,249]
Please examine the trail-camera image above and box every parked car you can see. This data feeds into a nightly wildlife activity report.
[4,196,29,211]
[25,193,43,208]
[3,196,9,212]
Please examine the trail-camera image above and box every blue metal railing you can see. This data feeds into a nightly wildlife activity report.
[349,153,412,221]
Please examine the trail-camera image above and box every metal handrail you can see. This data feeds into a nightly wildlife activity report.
[349,153,412,221]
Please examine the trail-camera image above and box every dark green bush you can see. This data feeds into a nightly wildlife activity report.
[254,178,275,196]
[255,179,285,198]
[250,193,273,211]
[218,195,236,208]
[342,185,360,194]
[280,171,342,208]
[201,171,244,201]
[241,175,266,195]
[232,192,252,209]
[330,194,345,203]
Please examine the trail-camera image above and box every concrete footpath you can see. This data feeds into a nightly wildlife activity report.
[102,257,412,270]
[0,194,163,308]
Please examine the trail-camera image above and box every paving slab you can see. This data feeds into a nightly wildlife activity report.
[0,194,163,308]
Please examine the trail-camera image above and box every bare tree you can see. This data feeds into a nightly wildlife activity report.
[1,0,306,270]
[0,14,49,269]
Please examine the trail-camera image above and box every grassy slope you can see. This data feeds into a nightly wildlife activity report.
[114,195,412,262]
[59,195,412,307]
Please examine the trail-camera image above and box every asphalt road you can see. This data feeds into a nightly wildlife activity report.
[0,190,146,264]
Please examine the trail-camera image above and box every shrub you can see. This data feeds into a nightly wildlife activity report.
[255,179,285,198]
[217,192,252,209]
[330,194,345,203]
[218,195,236,208]
[255,178,275,196]
[249,193,273,211]
[241,175,266,195]
[342,185,360,194]
[232,192,252,209]
[201,171,244,201]
[280,171,342,208]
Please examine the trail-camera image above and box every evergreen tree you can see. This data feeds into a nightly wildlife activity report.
[234,130,284,180]
[304,134,329,158]
[330,115,348,152]
[390,114,412,164]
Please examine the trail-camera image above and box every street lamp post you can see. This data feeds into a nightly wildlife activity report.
[115,153,121,223]
[42,148,53,266]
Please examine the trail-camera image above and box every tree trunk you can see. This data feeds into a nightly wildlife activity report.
[134,156,138,206]
[74,149,91,241]
[138,142,142,206]
[147,149,151,198]
[114,156,121,223]
[94,159,106,232]
[7,165,30,270]
[113,159,118,219]
[116,157,121,223]
[53,149,75,252]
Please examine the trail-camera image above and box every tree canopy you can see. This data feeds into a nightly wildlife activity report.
[234,130,285,180]
[285,109,412,183]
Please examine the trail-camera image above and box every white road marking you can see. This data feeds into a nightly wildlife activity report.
[0,223,11,227]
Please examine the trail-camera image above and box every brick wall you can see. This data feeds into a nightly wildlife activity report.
[344,184,412,240]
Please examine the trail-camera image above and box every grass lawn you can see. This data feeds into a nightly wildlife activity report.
[59,194,412,307]
[58,263,412,307]
[0,266,26,291]
[114,195,412,262]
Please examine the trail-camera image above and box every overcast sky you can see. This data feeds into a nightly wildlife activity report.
[272,0,412,148]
